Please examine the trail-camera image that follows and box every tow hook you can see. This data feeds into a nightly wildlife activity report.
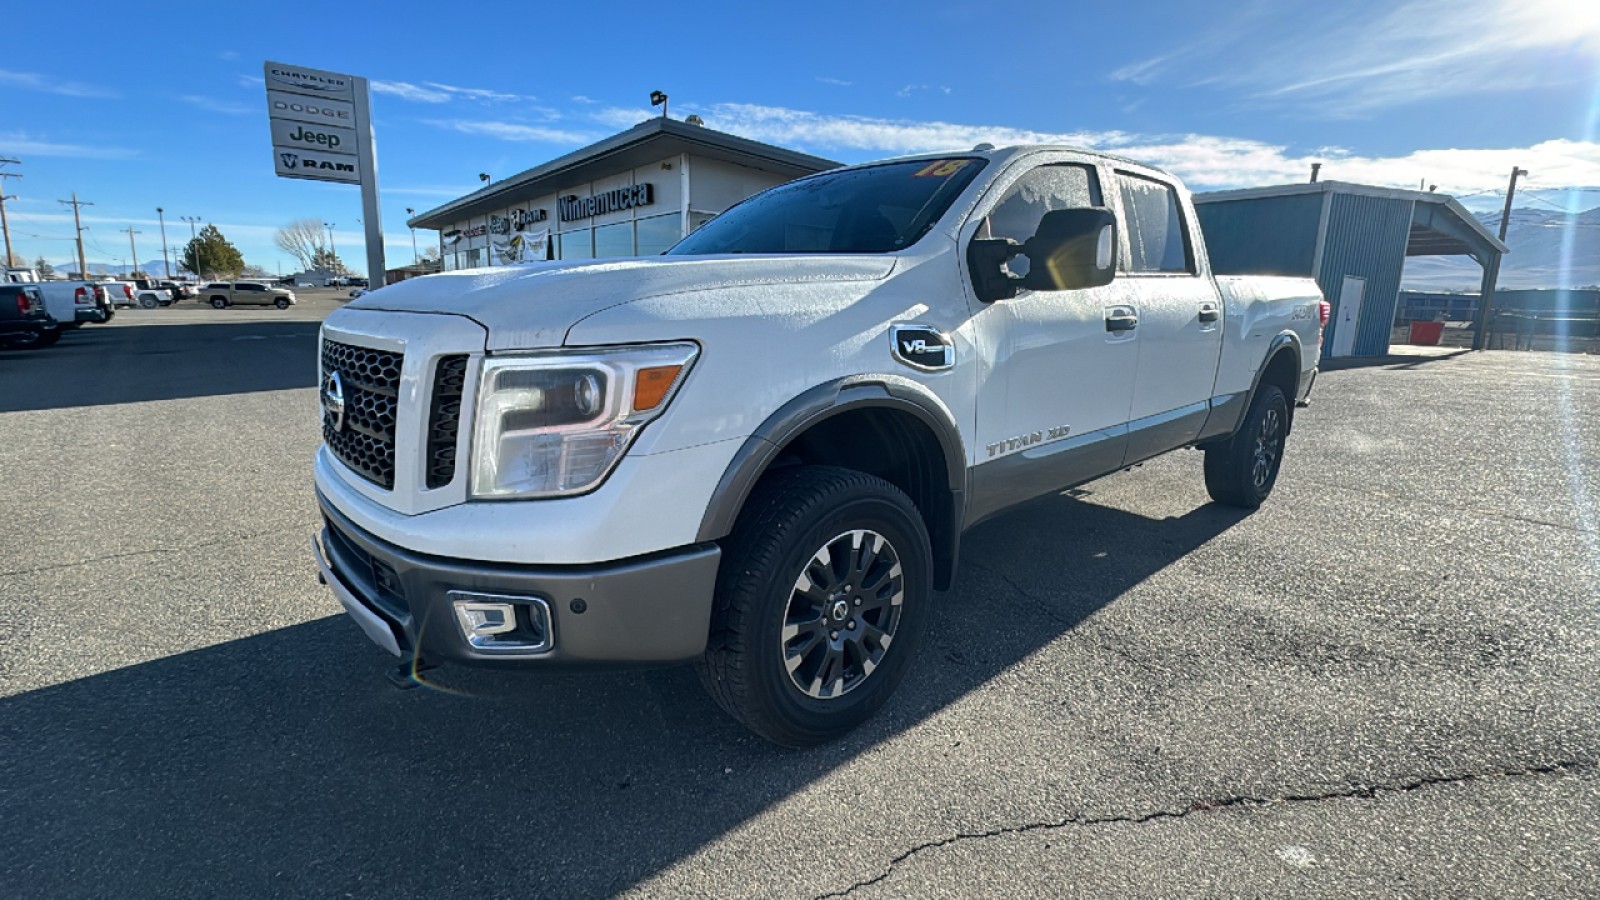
[387,658,440,690]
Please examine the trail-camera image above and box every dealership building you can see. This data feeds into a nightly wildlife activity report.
[407,117,839,269]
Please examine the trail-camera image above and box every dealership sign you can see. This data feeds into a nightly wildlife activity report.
[558,184,654,222]
[264,60,385,281]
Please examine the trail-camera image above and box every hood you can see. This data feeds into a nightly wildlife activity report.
[348,255,895,349]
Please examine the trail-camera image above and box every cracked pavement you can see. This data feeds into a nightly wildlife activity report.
[2,305,1598,898]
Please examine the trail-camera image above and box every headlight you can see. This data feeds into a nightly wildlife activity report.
[470,342,698,498]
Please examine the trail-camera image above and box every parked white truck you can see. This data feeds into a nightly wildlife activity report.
[312,145,1326,745]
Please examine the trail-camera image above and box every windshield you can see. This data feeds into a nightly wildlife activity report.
[668,157,987,256]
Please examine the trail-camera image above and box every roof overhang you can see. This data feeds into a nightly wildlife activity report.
[407,118,841,229]
[1195,180,1509,260]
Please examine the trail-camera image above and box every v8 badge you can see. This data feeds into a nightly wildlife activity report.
[890,324,954,372]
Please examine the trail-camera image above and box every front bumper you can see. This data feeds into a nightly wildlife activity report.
[313,491,721,666]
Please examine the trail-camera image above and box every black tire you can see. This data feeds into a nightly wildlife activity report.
[0,328,61,350]
[274,298,290,310]
[698,465,932,747]
[1204,383,1289,509]
[210,296,227,309]
[139,294,158,309]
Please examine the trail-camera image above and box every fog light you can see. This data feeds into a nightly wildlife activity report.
[449,591,553,654]
[455,602,516,640]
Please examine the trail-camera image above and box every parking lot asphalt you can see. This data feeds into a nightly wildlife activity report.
[1,301,1596,898]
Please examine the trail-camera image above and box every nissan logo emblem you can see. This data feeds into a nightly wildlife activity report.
[322,370,346,431]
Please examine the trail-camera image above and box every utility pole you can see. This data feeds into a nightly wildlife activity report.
[1497,166,1528,241]
[156,207,172,280]
[122,227,142,278]
[1472,166,1528,351]
[58,193,93,278]
[0,157,16,267]
[179,215,202,280]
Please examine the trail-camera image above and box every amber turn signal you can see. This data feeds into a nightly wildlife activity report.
[632,365,683,412]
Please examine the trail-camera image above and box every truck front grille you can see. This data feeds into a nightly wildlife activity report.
[425,356,468,488]
[322,339,403,489]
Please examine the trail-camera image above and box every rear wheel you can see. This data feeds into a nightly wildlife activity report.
[1204,383,1289,508]
[0,328,62,350]
[698,465,932,747]
[139,294,158,309]
[210,296,227,309]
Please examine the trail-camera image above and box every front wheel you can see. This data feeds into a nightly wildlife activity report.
[698,466,932,747]
[274,298,290,309]
[210,296,227,309]
[1204,383,1289,509]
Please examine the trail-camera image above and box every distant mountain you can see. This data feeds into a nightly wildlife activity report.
[1402,206,1600,291]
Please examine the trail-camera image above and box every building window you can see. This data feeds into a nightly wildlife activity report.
[594,221,634,259]
[559,229,593,260]
[636,214,681,256]
[464,247,484,269]
[689,211,718,232]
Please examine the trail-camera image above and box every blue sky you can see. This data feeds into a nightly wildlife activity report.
[2,0,1597,275]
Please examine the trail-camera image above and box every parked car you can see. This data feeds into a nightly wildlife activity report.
[135,289,171,309]
[100,281,138,309]
[201,281,297,309]
[348,287,369,299]
[311,144,1327,746]
[0,283,60,349]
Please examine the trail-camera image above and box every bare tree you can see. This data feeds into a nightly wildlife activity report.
[274,218,327,271]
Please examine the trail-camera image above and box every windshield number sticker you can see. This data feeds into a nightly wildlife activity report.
[914,160,971,178]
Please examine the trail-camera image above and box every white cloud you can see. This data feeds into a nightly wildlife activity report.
[1109,0,1600,114]
[0,68,118,99]
[386,185,478,199]
[571,95,597,104]
[180,95,253,115]
[675,103,1123,155]
[816,77,853,87]
[372,81,453,103]
[660,103,1600,197]
[0,132,135,159]
[374,80,539,105]
[424,119,594,144]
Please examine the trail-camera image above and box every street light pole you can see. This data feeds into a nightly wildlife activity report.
[324,222,336,275]
[156,207,172,281]
[406,208,418,264]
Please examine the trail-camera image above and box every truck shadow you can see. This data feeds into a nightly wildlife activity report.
[0,320,320,413]
[0,492,1247,897]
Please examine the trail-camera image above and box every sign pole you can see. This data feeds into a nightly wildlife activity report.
[352,76,385,285]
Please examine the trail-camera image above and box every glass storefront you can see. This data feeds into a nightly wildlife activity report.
[636,214,681,256]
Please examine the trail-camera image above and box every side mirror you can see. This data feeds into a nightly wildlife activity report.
[967,237,1021,303]
[1021,208,1117,292]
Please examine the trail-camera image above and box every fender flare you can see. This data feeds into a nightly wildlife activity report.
[1198,331,1303,445]
[697,373,966,543]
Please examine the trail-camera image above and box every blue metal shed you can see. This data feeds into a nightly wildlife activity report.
[1194,182,1508,358]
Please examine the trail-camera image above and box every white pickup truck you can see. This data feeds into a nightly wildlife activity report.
[312,145,1326,745]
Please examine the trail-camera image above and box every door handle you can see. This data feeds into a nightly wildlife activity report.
[1198,303,1220,323]
[1105,311,1139,333]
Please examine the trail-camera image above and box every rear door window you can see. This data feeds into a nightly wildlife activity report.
[1115,172,1194,274]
